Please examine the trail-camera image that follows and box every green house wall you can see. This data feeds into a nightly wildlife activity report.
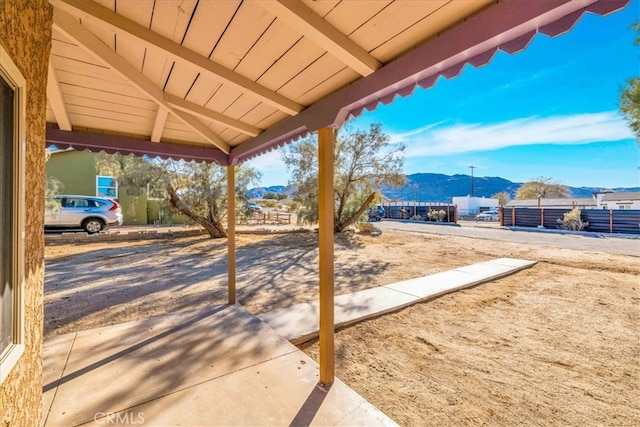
[46,149,190,226]
[119,186,148,225]
[46,150,96,196]
[46,150,152,225]
[147,199,190,225]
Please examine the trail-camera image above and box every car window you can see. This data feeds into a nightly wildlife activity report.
[79,199,90,208]
[62,198,100,208]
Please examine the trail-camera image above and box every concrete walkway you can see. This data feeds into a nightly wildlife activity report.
[42,305,395,426]
[259,258,536,344]
[42,257,535,426]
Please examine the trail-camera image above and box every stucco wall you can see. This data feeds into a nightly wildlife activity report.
[0,1,52,425]
[46,150,154,225]
[46,150,97,196]
[119,186,149,225]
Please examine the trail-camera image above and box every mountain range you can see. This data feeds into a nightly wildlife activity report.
[249,173,639,203]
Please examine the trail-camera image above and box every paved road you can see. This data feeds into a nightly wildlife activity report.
[376,220,640,257]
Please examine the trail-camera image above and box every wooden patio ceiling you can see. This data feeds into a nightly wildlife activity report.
[45,0,630,165]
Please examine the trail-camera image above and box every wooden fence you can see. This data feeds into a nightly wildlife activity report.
[237,211,292,225]
[501,207,640,235]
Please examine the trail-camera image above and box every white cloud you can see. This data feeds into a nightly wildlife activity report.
[244,149,290,187]
[387,122,444,144]
[390,111,635,157]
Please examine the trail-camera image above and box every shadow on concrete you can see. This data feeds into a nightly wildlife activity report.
[43,305,292,426]
[289,383,331,427]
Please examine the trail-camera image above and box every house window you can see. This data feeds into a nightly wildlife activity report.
[618,204,631,210]
[96,175,118,198]
[0,44,26,383]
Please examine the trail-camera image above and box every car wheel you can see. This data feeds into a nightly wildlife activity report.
[82,218,105,234]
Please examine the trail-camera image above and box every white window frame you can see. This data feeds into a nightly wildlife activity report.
[0,44,26,384]
[96,175,118,199]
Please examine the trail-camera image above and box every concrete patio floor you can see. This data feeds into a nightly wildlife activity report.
[42,305,396,426]
[42,257,535,426]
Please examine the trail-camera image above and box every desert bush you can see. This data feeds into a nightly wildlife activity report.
[357,222,381,235]
[427,209,446,222]
[261,199,281,208]
[263,191,288,200]
[287,200,300,213]
[358,222,375,233]
[557,208,589,231]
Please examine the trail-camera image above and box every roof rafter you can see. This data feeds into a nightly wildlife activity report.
[151,106,168,143]
[164,93,262,137]
[46,61,72,131]
[230,0,627,164]
[259,0,381,77]
[52,7,231,154]
[49,0,304,115]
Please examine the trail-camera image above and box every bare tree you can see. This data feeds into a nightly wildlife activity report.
[516,177,570,199]
[491,191,511,206]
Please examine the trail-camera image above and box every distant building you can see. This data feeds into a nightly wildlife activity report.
[506,192,640,210]
[595,191,640,210]
[506,198,596,209]
[46,149,187,225]
[453,196,499,216]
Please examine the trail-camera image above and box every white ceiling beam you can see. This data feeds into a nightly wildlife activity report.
[52,8,231,154]
[46,61,72,131]
[259,0,381,77]
[49,0,304,116]
[151,106,168,143]
[164,93,262,137]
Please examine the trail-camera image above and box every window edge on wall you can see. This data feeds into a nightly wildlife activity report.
[0,43,26,385]
[96,174,118,199]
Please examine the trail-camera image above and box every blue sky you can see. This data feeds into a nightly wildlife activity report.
[248,1,639,189]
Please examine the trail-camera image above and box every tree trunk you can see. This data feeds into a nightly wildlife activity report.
[335,191,377,233]
[199,220,227,238]
[168,186,227,238]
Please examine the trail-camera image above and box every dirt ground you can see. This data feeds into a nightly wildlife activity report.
[44,228,640,426]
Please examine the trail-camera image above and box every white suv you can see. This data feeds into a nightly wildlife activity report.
[476,210,499,221]
[45,195,123,233]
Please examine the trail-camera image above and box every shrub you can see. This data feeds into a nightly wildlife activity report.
[411,214,423,221]
[287,200,300,213]
[427,209,446,222]
[261,199,281,208]
[357,222,381,235]
[557,208,589,231]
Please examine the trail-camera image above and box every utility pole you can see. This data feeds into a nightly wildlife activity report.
[469,166,476,197]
